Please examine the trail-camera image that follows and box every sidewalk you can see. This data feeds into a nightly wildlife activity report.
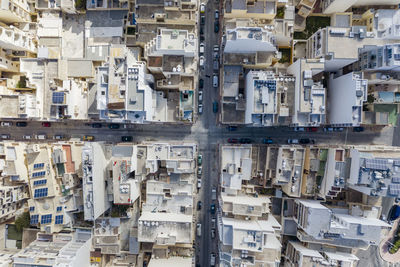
[380,218,400,263]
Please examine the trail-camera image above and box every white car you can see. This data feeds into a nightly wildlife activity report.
[287,139,299,144]
[199,56,205,68]
[198,166,202,176]
[1,122,12,127]
[198,91,203,103]
[200,3,205,13]
[23,135,32,140]
[215,10,219,19]
[197,179,202,189]
[294,127,305,132]
[198,104,203,114]
[199,42,205,54]
[197,223,202,237]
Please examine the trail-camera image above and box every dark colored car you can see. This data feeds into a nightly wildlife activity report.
[200,26,204,35]
[213,101,218,113]
[306,127,318,132]
[200,16,205,25]
[16,121,27,127]
[210,203,216,214]
[109,123,120,129]
[199,79,204,89]
[262,138,273,144]
[227,138,238,143]
[299,138,315,144]
[41,122,51,127]
[214,21,219,33]
[121,136,133,142]
[239,138,252,144]
[92,123,102,128]
[197,201,202,210]
[353,127,364,132]
[227,126,237,131]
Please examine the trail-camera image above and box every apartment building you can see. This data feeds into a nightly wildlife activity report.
[224,0,277,21]
[327,72,368,127]
[93,217,122,255]
[358,44,400,72]
[322,0,399,14]
[287,59,326,127]
[12,230,92,266]
[0,0,32,23]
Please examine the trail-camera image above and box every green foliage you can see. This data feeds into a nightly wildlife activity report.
[389,225,400,254]
[279,48,291,63]
[294,16,331,39]
[367,94,375,103]
[16,78,26,88]
[75,0,86,10]
[276,7,285,19]
[15,212,30,233]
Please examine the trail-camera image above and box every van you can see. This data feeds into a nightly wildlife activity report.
[213,74,218,88]
[36,134,47,140]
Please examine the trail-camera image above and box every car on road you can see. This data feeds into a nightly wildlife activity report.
[109,123,120,129]
[214,21,219,33]
[23,135,32,140]
[82,135,95,141]
[213,59,219,71]
[299,138,315,144]
[198,154,203,166]
[121,136,133,142]
[227,138,238,143]
[213,101,218,113]
[199,78,204,89]
[333,127,344,132]
[211,229,216,239]
[200,26,204,35]
[210,253,216,267]
[1,134,10,139]
[287,139,299,144]
[199,42,205,54]
[200,15,205,25]
[294,127,304,132]
[198,91,203,103]
[36,134,47,140]
[1,122,12,127]
[239,138,252,144]
[54,135,64,140]
[91,123,102,128]
[198,166,202,176]
[306,127,318,132]
[262,138,273,144]
[215,10,219,19]
[197,179,202,189]
[210,203,216,214]
[212,188,217,200]
[198,104,203,114]
[211,218,216,228]
[197,223,201,237]
[200,3,205,13]
[41,122,51,127]
[227,126,237,131]
[199,56,205,68]
[197,201,202,210]
[353,127,364,132]
[213,74,218,88]
[16,122,27,127]
[324,127,334,132]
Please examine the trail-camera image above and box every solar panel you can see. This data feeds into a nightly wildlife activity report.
[33,163,44,169]
[389,184,400,196]
[57,206,62,212]
[52,92,64,104]
[32,171,46,178]
[55,215,63,225]
[30,215,39,225]
[41,214,52,224]
[34,188,48,198]
[33,179,47,186]
[393,177,400,184]
[365,159,389,170]
[29,206,35,212]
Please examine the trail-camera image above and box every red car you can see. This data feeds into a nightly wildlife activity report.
[41,122,51,127]
[306,127,318,132]
[227,138,238,144]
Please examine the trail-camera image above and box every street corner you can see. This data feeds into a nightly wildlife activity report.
[380,218,400,263]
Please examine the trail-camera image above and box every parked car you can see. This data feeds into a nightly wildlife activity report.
[198,91,203,103]
[200,15,205,25]
[199,56,205,68]
[294,127,304,132]
[214,21,219,33]
[213,75,218,88]
[82,135,95,141]
[213,101,218,113]
[198,166,202,176]
[91,123,102,128]
[210,203,216,214]
[299,138,315,144]
[109,123,120,129]
[324,127,334,132]
[210,253,216,267]
[197,201,202,210]
[215,10,219,19]
[197,179,202,189]
[1,122,12,127]
[198,104,203,114]
[200,26,204,35]
[121,136,133,142]
[262,138,273,144]
[227,138,238,144]
[54,135,64,140]
[199,78,204,89]
[213,45,219,53]
[213,59,219,71]
[239,138,252,144]
[227,126,237,131]
[200,3,205,13]
[1,134,10,139]
[333,127,344,132]
[287,139,299,144]
[35,134,46,140]
[23,135,32,140]
[353,127,364,132]
[16,121,27,127]
[198,154,203,166]
[306,127,318,132]
[197,223,202,237]
[199,42,205,54]
[41,122,51,127]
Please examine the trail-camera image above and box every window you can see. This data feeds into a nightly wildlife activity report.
[33,179,47,186]
[34,188,48,198]
[29,206,35,212]
[30,215,39,225]
[55,215,63,225]
[41,214,52,224]
[56,206,62,212]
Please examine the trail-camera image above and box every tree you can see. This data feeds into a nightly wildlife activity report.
[15,212,30,233]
